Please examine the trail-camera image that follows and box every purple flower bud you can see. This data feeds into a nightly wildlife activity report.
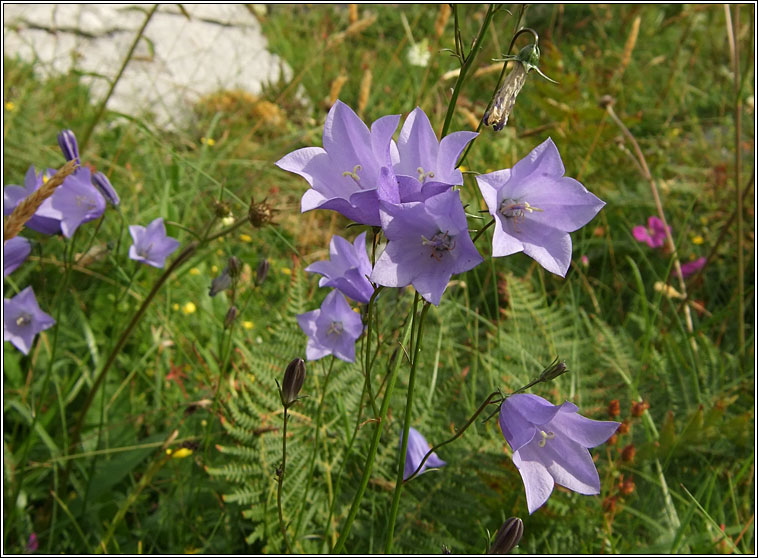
[256,259,270,286]
[92,171,120,207]
[280,357,306,406]
[488,517,524,554]
[57,129,80,164]
[224,305,238,329]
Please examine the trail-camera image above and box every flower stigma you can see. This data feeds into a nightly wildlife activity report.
[342,164,363,184]
[537,429,555,448]
[16,312,33,327]
[327,321,344,336]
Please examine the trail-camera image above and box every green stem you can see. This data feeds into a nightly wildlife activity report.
[404,391,500,483]
[277,407,292,553]
[384,297,431,553]
[440,4,497,138]
[293,357,336,542]
[731,5,745,363]
[364,287,384,418]
[332,297,418,553]
[79,5,158,152]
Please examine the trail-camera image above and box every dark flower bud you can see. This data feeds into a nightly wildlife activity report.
[224,305,238,329]
[227,256,242,278]
[280,358,306,407]
[209,268,233,297]
[489,517,524,554]
[539,359,568,382]
[57,129,80,163]
[92,171,120,206]
[256,259,270,286]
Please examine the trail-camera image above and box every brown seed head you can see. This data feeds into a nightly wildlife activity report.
[620,444,636,462]
[608,399,621,418]
[248,197,278,228]
[630,400,650,417]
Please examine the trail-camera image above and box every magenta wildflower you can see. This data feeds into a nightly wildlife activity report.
[499,393,619,514]
[680,257,706,279]
[296,290,363,362]
[26,532,38,552]
[370,189,483,306]
[476,138,605,277]
[128,217,180,268]
[403,427,446,481]
[276,100,400,226]
[632,216,669,249]
[4,237,32,276]
[305,232,374,304]
[4,287,56,355]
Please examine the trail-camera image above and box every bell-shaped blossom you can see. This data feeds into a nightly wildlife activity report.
[4,237,32,276]
[276,100,400,226]
[476,138,605,277]
[403,427,446,481]
[296,289,363,362]
[499,393,620,514]
[3,166,62,235]
[36,168,106,238]
[305,232,374,304]
[4,286,56,355]
[394,107,477,188]
[58,129,120,207]
[128,217,180,268]
[632,216,668,248]
[370,190,483,306]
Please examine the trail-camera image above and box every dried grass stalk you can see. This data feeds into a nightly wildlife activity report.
[4,160,78,240]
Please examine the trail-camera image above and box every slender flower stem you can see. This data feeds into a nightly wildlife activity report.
[440,4,496,138]
[79,5,158,152]
[277,407,293,554]
[404,391,501,483]
[293,358,335,542]
[363,287,384,418]
[472,218,495,244]
[384,296,431,553]
[332,297,417,553]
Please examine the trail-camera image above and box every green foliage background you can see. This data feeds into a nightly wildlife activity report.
[3,4,754,554]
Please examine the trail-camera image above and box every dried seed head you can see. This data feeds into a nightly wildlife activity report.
[248,197,278,228]
[213,200,232,218]
[608,399,621,418]
[280,357,306,407]
[488,517,524,554]
[620,443,636,462]
[630,400,650,417]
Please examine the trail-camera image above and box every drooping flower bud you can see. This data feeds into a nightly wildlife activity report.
[57,129,80,164]
[209,268,233,297]
[92,172,120,206]
[488,517,524,554]
[280,358,306,407]
[256,259,270,286]
[224,305,238,329]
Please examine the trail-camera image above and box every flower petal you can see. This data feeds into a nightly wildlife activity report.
[512,449,555,514]
[526,434,601,495]
[551,411,620,448]
[436,130,477,185]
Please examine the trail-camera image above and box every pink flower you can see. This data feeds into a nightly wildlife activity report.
[679,257,706,279]
[632,216,669,249]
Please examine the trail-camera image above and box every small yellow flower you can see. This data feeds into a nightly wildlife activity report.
[280,267,291,276]
[173,303,180,311]
[201,419,207,427]
[182,302,197,315]
[165,448,173,455]
[171,447,194,459]
[5,101,16,112]
[243,320,254,330]
[221,216,235,226]
[189,267,201,276]
[692,235,704,245]
[211,265,219,273]
[699,216,709,226]
[459,165,468,172]
[239,233,253,242]
[200,137,215,146]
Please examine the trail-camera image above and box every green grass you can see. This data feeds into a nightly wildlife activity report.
[3,4,754,554]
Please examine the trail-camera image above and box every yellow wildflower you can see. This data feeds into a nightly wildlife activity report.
[239,233,253,242]
[692,235,704,245]
[243,320,254,330]
[182,302,197,315]
[189,267,201,276]
[171,447,194,459]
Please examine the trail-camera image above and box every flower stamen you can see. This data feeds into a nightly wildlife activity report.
[16,312,32,327]
[421,231,456,261]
